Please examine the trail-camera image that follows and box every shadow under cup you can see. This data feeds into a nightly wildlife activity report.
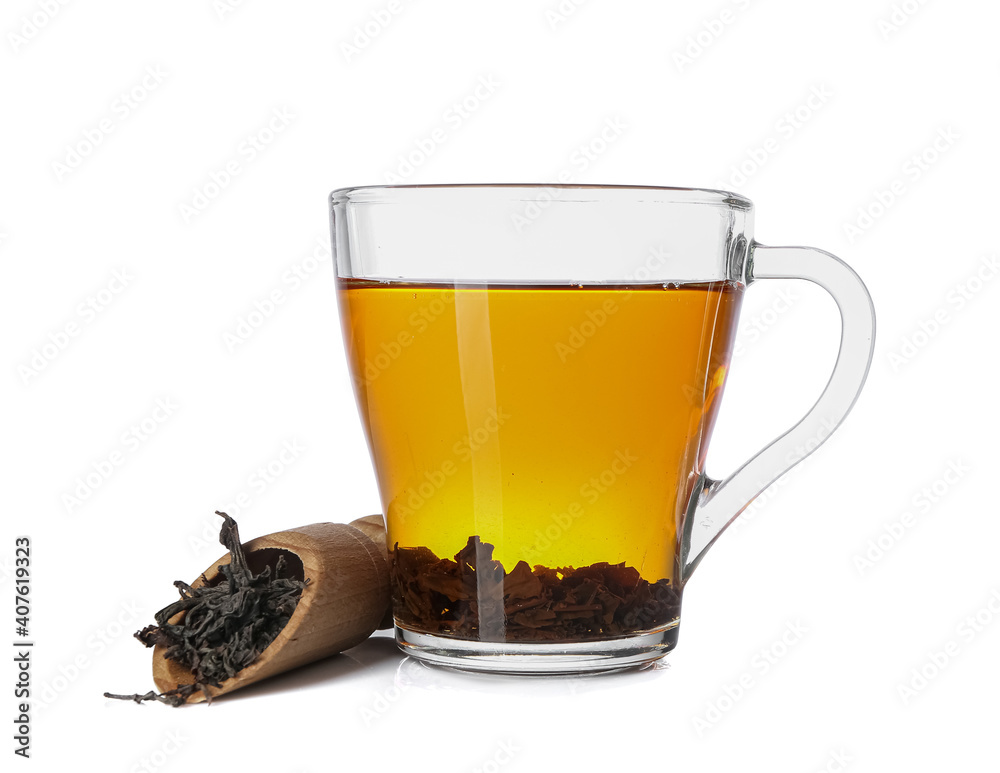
[330,184,874,673]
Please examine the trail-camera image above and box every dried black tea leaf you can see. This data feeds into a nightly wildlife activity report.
[105,511,309,706]
[391,536,680,642]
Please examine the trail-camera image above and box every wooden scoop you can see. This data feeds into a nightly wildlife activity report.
[152,515,393,703]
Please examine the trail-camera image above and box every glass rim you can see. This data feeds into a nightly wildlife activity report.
[330,183,753,210]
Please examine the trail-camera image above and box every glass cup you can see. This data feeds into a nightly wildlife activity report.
[329,184,875,673]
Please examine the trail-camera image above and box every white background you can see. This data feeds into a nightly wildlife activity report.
[3,1,998,770]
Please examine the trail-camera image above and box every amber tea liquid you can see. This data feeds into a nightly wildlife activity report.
[340,279,741,599]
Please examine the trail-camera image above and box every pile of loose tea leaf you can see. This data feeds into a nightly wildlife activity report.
[105,511,309,706]
[392,536,680,642]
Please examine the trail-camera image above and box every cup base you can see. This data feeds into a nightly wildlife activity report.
[395,623,679,675]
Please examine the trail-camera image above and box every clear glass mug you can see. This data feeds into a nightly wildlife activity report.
[329,184,875,673]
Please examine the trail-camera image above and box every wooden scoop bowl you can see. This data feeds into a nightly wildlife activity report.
[152,515,393,703]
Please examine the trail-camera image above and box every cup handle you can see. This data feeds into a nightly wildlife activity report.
[678,243,876,583]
